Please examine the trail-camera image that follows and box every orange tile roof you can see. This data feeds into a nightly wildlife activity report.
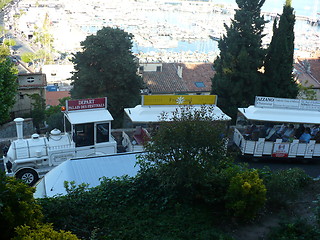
[46,91,70,106]
[142,62,214,94]
[295,57,320,88]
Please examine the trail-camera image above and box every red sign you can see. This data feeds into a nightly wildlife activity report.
[272,143,289,158]
[67,98,106,111]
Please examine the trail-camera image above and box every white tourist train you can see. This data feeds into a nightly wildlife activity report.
[3,98,118,185]
[233,96,320,162]
[3,95,230,186]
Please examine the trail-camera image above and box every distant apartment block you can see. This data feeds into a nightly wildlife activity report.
[10,73,47,118]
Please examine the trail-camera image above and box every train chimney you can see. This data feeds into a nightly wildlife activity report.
[14,118,24,140]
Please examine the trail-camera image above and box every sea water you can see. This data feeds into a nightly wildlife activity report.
[132,0,320,55]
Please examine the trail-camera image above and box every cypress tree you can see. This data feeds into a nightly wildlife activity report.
[211,0,267,120]
[263,0,298,98]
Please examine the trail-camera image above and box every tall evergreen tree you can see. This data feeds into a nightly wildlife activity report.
[263,0,298,98]
[70,27,144,127]
[0,53,18,124]
[211,0,267,120]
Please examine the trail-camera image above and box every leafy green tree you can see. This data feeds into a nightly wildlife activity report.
[0,56,18,124]
[70,27,144,127]
[0,172,43,240]
[29,93,46,131]
[3,38,16,47]
[21,50,49,70]
[225,169,266,220]
[263,0,298,98]
[0,45,10,57]
[21,52,37,65]
[211,0,267,120]
[13,223,80,240]
[139,105,231,202]
[45,97,70,131]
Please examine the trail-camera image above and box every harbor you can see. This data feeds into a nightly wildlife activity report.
[3,0,320,63]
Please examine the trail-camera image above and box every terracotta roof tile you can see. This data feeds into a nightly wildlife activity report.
[295,57,320,88]
[46,91,70,106]
[142,62,214,94]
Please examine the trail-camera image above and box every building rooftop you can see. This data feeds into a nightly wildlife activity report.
[46,91,70,106]
[142,62,214,94]
[295,57,320,88]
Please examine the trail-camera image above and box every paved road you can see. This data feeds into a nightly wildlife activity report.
[2,155,320,179]
[236,156,320,178]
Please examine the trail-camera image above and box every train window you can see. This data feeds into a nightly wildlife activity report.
[96,123,109,143]
[74,123,94,147]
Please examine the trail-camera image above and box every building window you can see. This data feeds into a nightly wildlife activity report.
[195,82,205,88]
[27,77,34,83]
[156,66,162,72]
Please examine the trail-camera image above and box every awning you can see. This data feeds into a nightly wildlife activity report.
[124,105,231,123]
[34,152,142,198]
[65,109,113,124]
[239,106,320,124]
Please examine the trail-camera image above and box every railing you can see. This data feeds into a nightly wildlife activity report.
[233,128,320,159]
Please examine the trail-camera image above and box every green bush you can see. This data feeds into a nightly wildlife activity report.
[138,105,233,204]
[13,223,79,240]
[225,169,266,220]
[39,176,236,240]
[0,172,43,240]
[261,168,311,209]
[266,218,320,240]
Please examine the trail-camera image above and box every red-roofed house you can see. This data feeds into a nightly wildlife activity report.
[140,62,214,95]
[294,57,320,98]
[46,91,70,106]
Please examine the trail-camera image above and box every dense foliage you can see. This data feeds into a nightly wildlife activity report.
[70,27,144,127]
[225,170,266,220]
[259,167,311,209]
[263,0,298,98]
[139,105,232,202]
[45,97,70,131]
[211,0,267,120]
[266,218,320,240]
[39,177,234,240]
[0,172,43,240]
[29,93,46,131]
[13,223,79,240]
[0,55,18,124]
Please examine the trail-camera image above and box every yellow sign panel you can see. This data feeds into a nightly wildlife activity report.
[142,95,217,106]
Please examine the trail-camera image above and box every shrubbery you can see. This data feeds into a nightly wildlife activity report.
[260,167,311,209]
[266,218,320,240]
[225,170,266,220]
[0,172,43,239]
[13,223,79,240]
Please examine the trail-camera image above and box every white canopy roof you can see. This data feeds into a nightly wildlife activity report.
[65,109,113,124]
[239,105,320,124]
[34,152,142,198]
[124,105,231,123]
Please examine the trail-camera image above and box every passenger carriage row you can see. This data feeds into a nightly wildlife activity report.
[233,96,320,160]
[4,95,320,185]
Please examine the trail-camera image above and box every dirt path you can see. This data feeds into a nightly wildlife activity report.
[229,180,320,240]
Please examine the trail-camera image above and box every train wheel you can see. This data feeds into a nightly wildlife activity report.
[16,169,39,186]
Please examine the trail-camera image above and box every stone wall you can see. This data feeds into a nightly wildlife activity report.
[0,118,34,140]
[0,118,34,157]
